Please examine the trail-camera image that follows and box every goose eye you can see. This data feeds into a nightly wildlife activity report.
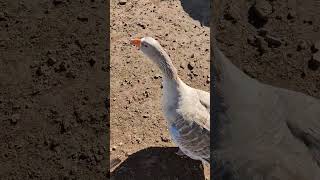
[143,44,148,47]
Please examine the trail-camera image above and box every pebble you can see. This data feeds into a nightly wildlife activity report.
[57,62,66,72]
[94,154,103,162]
[254,0,272,20]
[180,62,186,69]
[313,53,320,63]
[0,12,7,21]
[153,74,162,79]
[308,59,320,71]
[264,35,282,48]
[314,41,320,50]
[77,14,88,22]
[47,57,57,66]
[36,66,43,76]
[297,40,308,51]
[136,138,142,144]
[312,41,320,63]
[248,1,270,28]
[53,0,63,5]
[187,62,195,70]
[142,114,150,118]
[88,57,96,67]
[161,136,170,142]
[119,0,127,5]
[10,113,20,124]
[206,77,210,84]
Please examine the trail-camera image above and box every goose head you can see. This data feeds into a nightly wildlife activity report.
[130,37,178,80]
[130,37,166,63]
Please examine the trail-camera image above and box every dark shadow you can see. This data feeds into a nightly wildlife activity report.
[180,0,211,27]
[110,147,205,180]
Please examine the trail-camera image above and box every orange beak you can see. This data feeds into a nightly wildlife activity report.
[130,38,141,48]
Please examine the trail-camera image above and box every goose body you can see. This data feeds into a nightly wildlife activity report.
[213,45,320,179]
[162,77,210,163]
[130,37,210,164]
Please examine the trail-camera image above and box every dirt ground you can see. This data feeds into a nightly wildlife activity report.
[110,0,210,179]
[0,0,108,179]
[214,0,320,98]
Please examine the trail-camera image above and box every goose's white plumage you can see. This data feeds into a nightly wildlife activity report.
[213,44,320,179]
[130,37,210,164]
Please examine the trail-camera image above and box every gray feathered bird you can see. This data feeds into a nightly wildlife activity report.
[212,44,320,179]
[130,37,210,165]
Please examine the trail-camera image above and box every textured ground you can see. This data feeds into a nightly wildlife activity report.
[110,0,210,179]
[215,0,320,97]
[0,0,108,179]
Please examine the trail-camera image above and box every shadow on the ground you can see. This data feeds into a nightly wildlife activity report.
[180,0,211,27]
[110,147,205,180]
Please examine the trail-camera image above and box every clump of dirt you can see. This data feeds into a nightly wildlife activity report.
[0,0,108,179]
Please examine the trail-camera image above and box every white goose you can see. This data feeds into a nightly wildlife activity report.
[130,37,210,164]
[212,44,320,179]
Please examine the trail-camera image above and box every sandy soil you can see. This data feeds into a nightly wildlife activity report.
[110,0,210,179]
[0,0,108,179]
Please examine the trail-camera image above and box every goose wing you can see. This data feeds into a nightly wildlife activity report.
[282,89,320,165]
[182,88,210,131]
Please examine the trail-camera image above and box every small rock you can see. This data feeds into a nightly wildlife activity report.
[264,35,282,48]
[223,11,237,24]
[36,67,43,76]
[248,0,271,28]
[137,23,146,29]
[0,12,7,21]
[297,40,308,51]
[206,77,210,84]
[142,114,150,118]
[191,70,198,76]
[136,138,142,144]
[313,53,320,63]
[312,41,320,52]
[10,113,20,124]
[187,62,195,70]
[257,28,268,37]
[112,146,117,151]
[94,154,103,162]
[180,62,186,69]
[53,0,63,6]
[77,14,88,22]
[287,11,296,20]
[58,62,66,72]
[88,57,96,66]
[66,71,75,79]
[190,54,194,58]
[308,58,320,71]
[161,136,170,142]
[254,0,272,19]
[47,57,57,66]
[118,0,127,5]
[153,74,162,79]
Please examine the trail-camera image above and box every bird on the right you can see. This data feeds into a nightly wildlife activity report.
[212,43,320,179]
